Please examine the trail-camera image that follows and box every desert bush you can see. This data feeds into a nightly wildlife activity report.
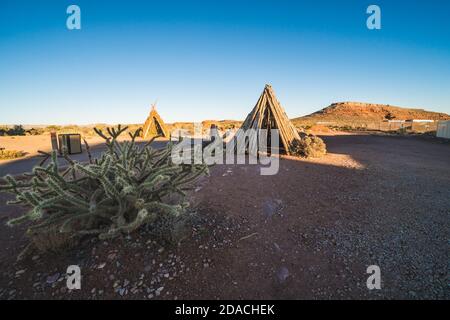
[0,125,208,257]
[45,125,62,132]
[291,135,327,158]
[26,128,44,135]
[9,125,26,136]
[0,149,26,160]
[0,125,26,136]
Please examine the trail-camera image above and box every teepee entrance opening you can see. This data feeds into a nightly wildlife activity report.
[153,119,165,136]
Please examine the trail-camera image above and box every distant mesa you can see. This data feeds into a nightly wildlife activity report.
[292,102,450,126]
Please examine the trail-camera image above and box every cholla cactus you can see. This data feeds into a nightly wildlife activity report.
[0,125,208,255]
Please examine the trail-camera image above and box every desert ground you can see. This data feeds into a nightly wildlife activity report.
[0,132,449,299]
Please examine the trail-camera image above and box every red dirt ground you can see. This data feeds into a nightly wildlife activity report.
[0,133,449,299]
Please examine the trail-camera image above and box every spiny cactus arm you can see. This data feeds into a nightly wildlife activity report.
[88,188,103,211]
[6,195,65,226]
[144,201,185,217]
[137,162,167,183]
[50,150,59,175]
[141,174,171,190]
[27,207,45,221]
[76,229,106,236]
[149,147,173,168]
[128,146,141,166]
[98,208,156,240]
[0,175,33,192]
[124,132,141,160]
[60,150,78,181]
[128,151,138,171]
[94,127,119,157]
[172,165,208,186]
[57,167,72,180]
[99,175,121,199]
[128,128,141,141]
[33,166,64,184]
[73,163,101,179]
[169,168,193,182]
[139,148,153,171]
[100,155,112,176]
[2,175,21,191]
[83,138,93,164]
[28,211,76,232]
[136,134,160,159]
[159,186,187,198]
[107,125,128,155]
[93,127,110,141]
[6,214,30,226]
[20,191,42,206]
[59,211,110,233]
[31,176,48,188]
[6,198,24,205]
[115,176,135,196]
[109,125,128,138]
[46,177,89,210]
[114,164,135,182]
[40,166,91,196]
[37,150,51,166]
[120,142,129,168]
[146,165,183,181]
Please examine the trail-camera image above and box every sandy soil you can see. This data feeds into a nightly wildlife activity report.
[0,136,167,176]
[0,133,449,299]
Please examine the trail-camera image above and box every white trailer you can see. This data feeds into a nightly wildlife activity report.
[436,120,450,139]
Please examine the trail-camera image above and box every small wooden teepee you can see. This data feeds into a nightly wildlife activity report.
[142,105,169,139]
[235,84,300,155]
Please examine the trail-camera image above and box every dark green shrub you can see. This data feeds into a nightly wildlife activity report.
[26,128,44,135]
[8,125,26,136]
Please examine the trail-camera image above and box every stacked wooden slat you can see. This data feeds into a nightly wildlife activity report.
[235,84,300,155]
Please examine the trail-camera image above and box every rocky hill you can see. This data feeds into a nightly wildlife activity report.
[292,102,450,126]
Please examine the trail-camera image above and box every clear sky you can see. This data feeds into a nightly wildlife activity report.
[1,0,449,125]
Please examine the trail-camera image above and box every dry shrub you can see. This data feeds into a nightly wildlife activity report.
[291,135,327,158]
[307,124,334,134]
[0,149,26,160]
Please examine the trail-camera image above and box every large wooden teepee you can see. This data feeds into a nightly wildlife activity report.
[142,105,169,139]
[235,84,300,155]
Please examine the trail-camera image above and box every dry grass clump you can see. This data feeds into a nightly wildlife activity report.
[0,149,26,160]
[307,124,334,134]
[291,135,327,158]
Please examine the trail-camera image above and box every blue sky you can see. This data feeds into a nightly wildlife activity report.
[0,0,449,125]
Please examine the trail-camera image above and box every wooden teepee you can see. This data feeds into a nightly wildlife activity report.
[142,105,169,139]
[235,84,300,155]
